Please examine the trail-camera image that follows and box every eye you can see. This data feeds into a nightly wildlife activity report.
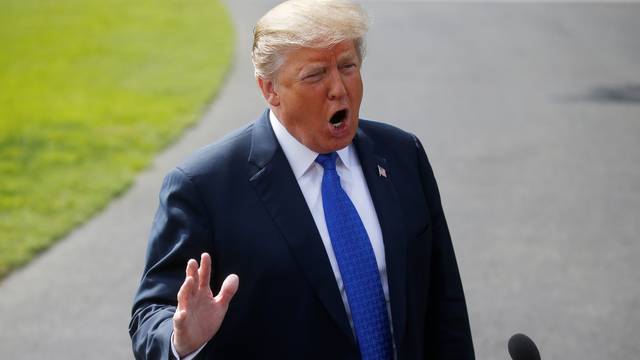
[305,72,320,80]
[341,63,358,72]
[303,70,324,82]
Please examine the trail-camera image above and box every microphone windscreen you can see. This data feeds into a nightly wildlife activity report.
[508,333,541,360]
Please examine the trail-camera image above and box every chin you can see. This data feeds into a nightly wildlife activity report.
[324,135,355,153]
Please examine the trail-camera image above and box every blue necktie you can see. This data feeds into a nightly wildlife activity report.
[316,152,393,360]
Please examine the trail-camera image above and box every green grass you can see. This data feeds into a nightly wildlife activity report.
[0,0,234,279]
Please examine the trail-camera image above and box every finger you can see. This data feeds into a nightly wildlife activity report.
[177,275,195,310]
[198,253,212,289]
[186,258,197,278]
[215,274,239,306]
[186,259,199,296]
[173,309,188,331]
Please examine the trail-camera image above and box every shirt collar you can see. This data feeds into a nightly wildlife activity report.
[269,110,352,180]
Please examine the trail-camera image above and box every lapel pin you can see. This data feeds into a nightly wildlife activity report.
[377,164,387,178]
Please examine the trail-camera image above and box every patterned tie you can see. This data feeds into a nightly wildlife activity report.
[316,152,393,360]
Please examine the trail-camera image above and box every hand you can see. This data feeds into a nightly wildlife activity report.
[172,253,239,357]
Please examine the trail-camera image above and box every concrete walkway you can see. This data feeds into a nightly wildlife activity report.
[1,1,639,359]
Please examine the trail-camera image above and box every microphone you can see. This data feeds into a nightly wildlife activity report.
[508,333,541,360]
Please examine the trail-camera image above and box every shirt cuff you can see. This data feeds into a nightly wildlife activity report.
[171,331,207,360]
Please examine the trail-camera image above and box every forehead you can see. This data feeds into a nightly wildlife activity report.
[284,41,358,69]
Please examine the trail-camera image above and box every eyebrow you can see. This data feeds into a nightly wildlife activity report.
[296,51,359,77]
[337,52,359,63]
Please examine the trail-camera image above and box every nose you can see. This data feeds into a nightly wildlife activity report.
[327,69,347,100]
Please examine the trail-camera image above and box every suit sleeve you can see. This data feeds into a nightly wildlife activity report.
[414,136,475,359]
[129,167,214,360]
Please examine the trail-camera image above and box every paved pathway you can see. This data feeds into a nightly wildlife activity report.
[1,1,639,359]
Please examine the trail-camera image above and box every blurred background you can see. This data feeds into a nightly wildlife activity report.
[1,0,639,359]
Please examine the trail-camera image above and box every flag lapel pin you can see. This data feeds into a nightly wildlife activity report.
[377,164,387,178]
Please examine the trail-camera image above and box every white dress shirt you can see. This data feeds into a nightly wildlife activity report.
[268,111,391,324]
[172,111,391,359]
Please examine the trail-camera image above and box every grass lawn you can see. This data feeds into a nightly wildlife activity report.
[0,0,233,279]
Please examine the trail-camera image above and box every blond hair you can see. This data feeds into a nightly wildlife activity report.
[252,0,369,79]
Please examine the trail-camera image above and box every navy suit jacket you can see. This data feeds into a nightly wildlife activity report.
[129,110,474,359]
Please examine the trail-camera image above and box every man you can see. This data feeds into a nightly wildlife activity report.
[129,1,474,359]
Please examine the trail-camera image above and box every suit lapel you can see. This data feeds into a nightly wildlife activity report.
[247,111,355,343]
[353,127,408,348]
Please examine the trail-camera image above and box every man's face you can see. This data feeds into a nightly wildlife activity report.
[259,40,363,154]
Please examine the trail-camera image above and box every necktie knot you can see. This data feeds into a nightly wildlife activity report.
[315,152,338,170]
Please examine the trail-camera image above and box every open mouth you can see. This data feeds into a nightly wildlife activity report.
[329,109,348,128]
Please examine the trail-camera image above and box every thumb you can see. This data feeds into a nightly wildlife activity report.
[215,274,239,306]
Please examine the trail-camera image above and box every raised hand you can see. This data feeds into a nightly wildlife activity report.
[172,253,239,357]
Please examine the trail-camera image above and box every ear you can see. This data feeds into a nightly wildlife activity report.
[257,77,280,106]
